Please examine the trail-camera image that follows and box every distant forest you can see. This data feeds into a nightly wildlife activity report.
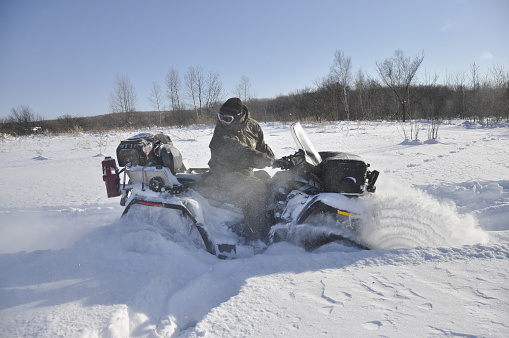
[2,50,508,136]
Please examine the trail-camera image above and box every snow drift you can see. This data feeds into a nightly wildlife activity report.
[1,120,508,337]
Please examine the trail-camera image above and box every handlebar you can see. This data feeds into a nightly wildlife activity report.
[272,149,308,170]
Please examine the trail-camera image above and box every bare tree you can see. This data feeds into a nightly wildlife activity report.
[205,71,226,111]
[376,50,425,121]
[148,81,165,111]
[108,74,137,124]
[468,62,482,122]
[489,63,509,88]
[148,81,165,125]
[354,69,371,119]
[329,50,353,120]
[8,105,41,135]
[165,68,182,112]
[233,75,253,102]
[489,63,509,121]
[446,70,467,118]
[185,66,205,118]
[469,62,481,92]
[314,75,340,121]
[419,72,443,140]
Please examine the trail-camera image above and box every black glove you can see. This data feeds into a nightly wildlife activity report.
[272,158,292,170]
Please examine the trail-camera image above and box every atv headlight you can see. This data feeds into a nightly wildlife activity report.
[149,176,164,192]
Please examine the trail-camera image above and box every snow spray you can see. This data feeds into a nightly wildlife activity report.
[102,156,120,197]
[356,178,488,249]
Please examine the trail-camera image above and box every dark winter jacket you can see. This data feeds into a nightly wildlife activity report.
[208,110,275,174]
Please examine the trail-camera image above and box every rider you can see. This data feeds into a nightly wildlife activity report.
[200,97,277,241]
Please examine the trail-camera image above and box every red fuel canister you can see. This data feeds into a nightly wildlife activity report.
[102,156,120,197]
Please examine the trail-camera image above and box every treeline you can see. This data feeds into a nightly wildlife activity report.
[261,51,508,125]
[1,50,508,136]
[257,75,508,124]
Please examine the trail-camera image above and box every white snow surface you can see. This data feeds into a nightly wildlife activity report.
[1,120,508,337]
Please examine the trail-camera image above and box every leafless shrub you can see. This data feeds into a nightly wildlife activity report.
[5,105,42,135]
[427,117,441,141]
[400,120,422,142]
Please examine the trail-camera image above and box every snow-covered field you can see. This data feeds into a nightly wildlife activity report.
[0,120,508,337]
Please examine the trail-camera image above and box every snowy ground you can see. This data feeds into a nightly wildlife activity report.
[0,120,508,337]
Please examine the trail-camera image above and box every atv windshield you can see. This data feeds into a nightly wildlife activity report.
[291,122,322,166]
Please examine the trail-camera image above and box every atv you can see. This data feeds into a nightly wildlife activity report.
[101,123,379,258]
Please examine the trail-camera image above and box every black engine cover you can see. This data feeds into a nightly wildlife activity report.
[319,152,367,194]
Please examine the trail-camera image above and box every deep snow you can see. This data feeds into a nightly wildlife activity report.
[0,120,508,337]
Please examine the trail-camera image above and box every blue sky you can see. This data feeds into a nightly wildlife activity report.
[1,0,508,120]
